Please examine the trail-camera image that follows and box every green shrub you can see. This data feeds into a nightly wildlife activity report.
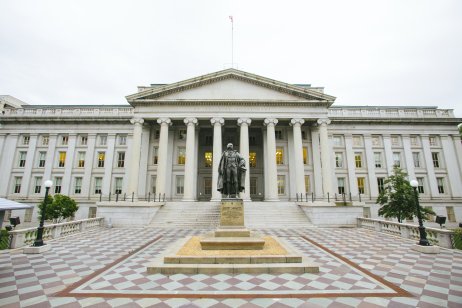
[0,229,10,250]
[454,228,462,250]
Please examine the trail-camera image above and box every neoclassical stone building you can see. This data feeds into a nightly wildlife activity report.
[1,69,461,223]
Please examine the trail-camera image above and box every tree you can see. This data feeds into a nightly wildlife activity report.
[377,166,434,222]
[38,194,79,223]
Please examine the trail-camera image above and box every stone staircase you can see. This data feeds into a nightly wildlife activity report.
[148,201,314,229]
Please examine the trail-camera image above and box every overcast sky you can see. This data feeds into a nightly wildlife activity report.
[1,0,461,116]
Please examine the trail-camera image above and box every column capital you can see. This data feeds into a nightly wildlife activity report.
[184,117,198,126]
[290,118,305,126]
[317,118,331,126]
[210,117,224,126]
[157,117,172,126]
[263,118,278,126]
[237,118,252,126]
[130,117,144,125]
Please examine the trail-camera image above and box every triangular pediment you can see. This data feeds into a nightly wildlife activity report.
[126,69,336,105]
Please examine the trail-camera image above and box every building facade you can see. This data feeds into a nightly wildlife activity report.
[1,69,461,223]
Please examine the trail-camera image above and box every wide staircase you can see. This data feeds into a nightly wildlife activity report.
[148,201,314,229]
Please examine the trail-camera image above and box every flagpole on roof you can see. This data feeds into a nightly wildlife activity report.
[229,15,234,68]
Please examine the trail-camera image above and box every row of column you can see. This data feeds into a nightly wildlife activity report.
[127,117,333,201]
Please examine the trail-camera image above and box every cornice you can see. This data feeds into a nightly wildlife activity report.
[132,99,331,107]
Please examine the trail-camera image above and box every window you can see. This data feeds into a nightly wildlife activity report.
[303,147,308,164]
[178,129,187,140]
[152,147,158,164]
[118,135,127,145]
[24,208,33,222]
[99,135,107,146]
[277,175,285,195]
[437,177,445,194]
[176,176,184,194]
[446,206,456,222]
[337,178,345,194]
[18,151,27,167]
[114,177,123,194]
[74,177,82,194]
[151,176,156,194]
[204,177,212,195]
[22,135,30,145]
[353,135,361,146]
[413,152,420,168]
[154,130,160,140]
[177,147,186,165]
[429,136,437,146]
[249,136,257,146]
[410,136,418,146]
[42,135,49,146]
[204,152,212,167]
[205,135,213,146]
[372,136,380,146]
[357,177,365,194]
[117,152,125,168]
[97,152,105,168]
[61,135,69,145]
[377,177,385,194]
[77,152,85,168]
[38,151,46,167]
[275,130,283,140]
[335,152,343,168]
[58,151,66,167]
[393,152,401,167]
[355,153,362,168]
[34,177,42,194]
[333,135,343,146]
[417,177,425,194]
[305,175,310,193]
[391,135,399,146]
[94,177,102,194]
[54,177,62,194]
[276,147,284,165]
[80,135,88,145]
[432,152,440,168]
[250,177,257,195]
[249,152,257,168]
[374,152,382,168]
[88,207,97,219]
[301,130,307,140]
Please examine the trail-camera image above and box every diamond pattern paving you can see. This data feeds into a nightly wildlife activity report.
[0,227,461,307]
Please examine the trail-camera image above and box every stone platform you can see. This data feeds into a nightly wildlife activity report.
[146,235,319,275]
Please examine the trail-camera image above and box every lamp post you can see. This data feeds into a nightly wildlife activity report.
[410,179,430,246]
[33,180,53,247]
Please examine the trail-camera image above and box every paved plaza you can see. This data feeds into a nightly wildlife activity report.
[0,227,461,307]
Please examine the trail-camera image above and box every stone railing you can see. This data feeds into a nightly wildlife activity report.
[2,107,134,118]
[329,107,453,119]
[8,217,104,249]
[357,218,454,248]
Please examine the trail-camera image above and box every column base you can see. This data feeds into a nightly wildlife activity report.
[264,198,280,202]
[182,198,196,202]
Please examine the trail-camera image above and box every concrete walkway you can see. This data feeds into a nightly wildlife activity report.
[0,227,461,307]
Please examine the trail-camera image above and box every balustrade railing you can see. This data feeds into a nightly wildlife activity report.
[357,217,454,248]
[7,217,104,249]
[328,107,453,118]
[2,107,134,117]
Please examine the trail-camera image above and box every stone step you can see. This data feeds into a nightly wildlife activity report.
[164,255,303,264]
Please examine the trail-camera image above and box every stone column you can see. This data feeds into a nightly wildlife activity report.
[82,134,96,197]
[183,117,198,201]
[364,134,378,197]
[310,129,323,197]
[402,135,416,180]
[290,118,306,196]
[382,135,394,175]
[344,134,358,197]
[127,117,144,199]
[264,118,279,201]
[102,133,116,196]
[441,135,462,197]
[317,118,333,197]
[238,118,252,201]
[421,135,439,197]
[62,133,77,195]
[20,134,38,197]
[155,118,171,198]
[211,118,224,201]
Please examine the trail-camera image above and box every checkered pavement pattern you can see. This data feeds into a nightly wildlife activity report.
[0,227,460,307]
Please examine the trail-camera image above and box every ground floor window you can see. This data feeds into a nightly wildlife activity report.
[249,152,257,168]
[114,177,123,194]
[417,177,425,194]
[176,176,184,195]
[357,177,365,194]
[304,175,310,193]
[54,177,62,194]
[437,177,445,194]
[337,177,345,194]
[277,175,285,195]
[204,177,212,195]
[24,208,33,222]
[250,177,257,195]
[94,177,102,194]
[377,177,385,194]
[151,176,156,194]
[74,177,82,194]
[34,176,42,194]
[14,177,22,193]
[88,207,97,219]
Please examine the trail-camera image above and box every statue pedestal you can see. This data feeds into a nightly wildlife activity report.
[200,198,264,250]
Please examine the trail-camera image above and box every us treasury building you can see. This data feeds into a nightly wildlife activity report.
[1,69,461,225]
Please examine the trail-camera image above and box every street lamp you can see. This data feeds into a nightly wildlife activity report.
[410,179,430,246]
[33,180,53,247]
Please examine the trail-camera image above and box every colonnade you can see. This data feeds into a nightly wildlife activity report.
[127,117,333,201]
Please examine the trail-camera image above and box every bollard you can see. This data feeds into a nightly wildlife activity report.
[99,192,102,202]
[327,192,330,203]
[148,192,151,202]
[359,192,361,202]
[163,193,165,202]
[296,194,299,202]
[123,193,126,201]
[132,192,134,202]
[109,193,111,202]
[343,193,347,206]
[349,192,352,202]
[116,193,119,202]
[312,192,314,202]
[335,193,337,201]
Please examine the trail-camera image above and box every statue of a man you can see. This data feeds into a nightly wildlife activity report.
[217,143,246,198]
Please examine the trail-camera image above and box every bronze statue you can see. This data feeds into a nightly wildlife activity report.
[217,143,246,198]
